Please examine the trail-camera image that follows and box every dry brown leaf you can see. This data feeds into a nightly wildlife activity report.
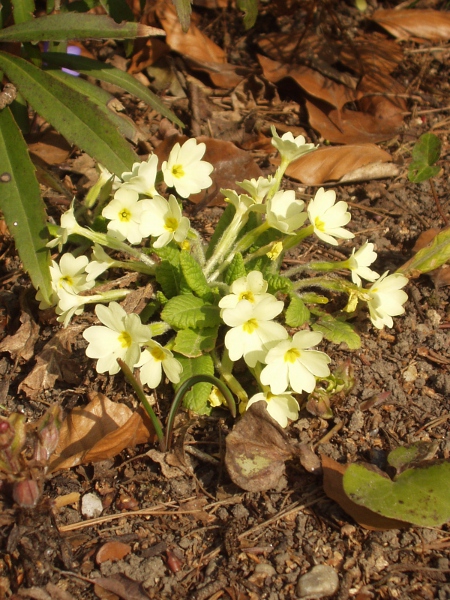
[306,99,401,145]
[154,135,262,205]
[49,393,155,472]
[321,454,409,530]
[0,309,39,361]
[357,73,406,126]
[338,33,403,75]
[93,573,149,600]
[284,144,393,185]
[156,2,243,88]
[258,54,356,111]
[372,9,450,41]
[18,324,85,399]
[28,130,72,165]
[96,542,132,564]
[225,401,293,492]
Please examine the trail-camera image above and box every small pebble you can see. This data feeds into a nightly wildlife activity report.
[81,492,103,519]
[296,564,339,598]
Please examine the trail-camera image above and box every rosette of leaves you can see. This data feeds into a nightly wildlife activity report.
[0,0,182,305]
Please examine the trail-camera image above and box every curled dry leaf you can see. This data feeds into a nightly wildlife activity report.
[0,309,39,361]
[321,454,409,531]
[156,2,243,88]
[17,324,85,400]
[284,144,393,185]
[155,134,262,205]
[371,9,450,41]
[225,401,294,492]
[92,573,149,600]
[49,393,155,472]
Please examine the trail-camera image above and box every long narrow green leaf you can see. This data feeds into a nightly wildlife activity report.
[0,107,52,304]
[47,69,140,143]
[44,53,183,127]
[0,52,137,175]
[11,0,35,24]
[0,13,164,42]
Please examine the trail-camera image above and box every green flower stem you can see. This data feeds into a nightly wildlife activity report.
[187,228,206,266]
[243,239,283,264]
[166,375,237,450]
[82,289,132,304]
[204,211,248,278]
[118,359,165,452]
[266,159,289,202]
[111,259,155,276]
[282,224,314,251]
[75,225,156,268]
[207,220,271,282]
[212,349,248,404]
[292,276,356,294]
[284,260,348,278]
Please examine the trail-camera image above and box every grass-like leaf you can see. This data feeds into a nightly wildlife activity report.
[0,51,137,175]
[0,107,52,304]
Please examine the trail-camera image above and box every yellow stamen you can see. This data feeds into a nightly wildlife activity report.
[239,291,255,303]
[150,346,166,362]
[243,318,258,334]
[119,208,131,222]
[314,217,325,232]
[164,217,178,233]
[118,331,132,348]
[171,164,185,179]
[284,347,300,363]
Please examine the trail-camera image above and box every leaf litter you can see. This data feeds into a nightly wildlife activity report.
[1,1,450,598]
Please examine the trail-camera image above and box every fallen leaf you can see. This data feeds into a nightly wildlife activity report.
[0,309,39,361]
[156,2,243,88]
[321,455,408,530]
[225,401,293,492]
[96,542,132,564]
[357,72,406,126]
[284,144,393,185]
[49,393,155,472]
[372,9,450,41]
[18,324,85,399]
[305,99,401,144]
[155,135,262,205]
[27,130,72,165]
[93,573,149,600]
[258,54,356,111]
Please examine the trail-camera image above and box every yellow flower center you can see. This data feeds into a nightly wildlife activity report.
[150,346,166,362]
[239,291,255,303]
[171,164,185,179]
[164,217,179,233]
[119,208,131,222]
[118,331,132,348]
[59,275,73,287]
[314,216,325,232]
[284,347,301,363]
[243,318,258,334]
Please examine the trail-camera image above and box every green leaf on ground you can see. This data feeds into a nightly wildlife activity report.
[312,315,360,349]
[408,133,441,183]
[343,459,450,527]
[161,293,220,329]
[175,354,214,414]
[173,326,219,358]
[0,106,52,304]
[236,0,258,29]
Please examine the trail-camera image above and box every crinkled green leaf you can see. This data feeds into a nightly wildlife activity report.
[397,226,450,277]
[155,260,189,299]
[285,294,310,327]
[0,52,137,175]
[43,53,183,127]
[173,326,219,358]
[161,293,220,329]
[0,106,52,304]
[343,460,450,527]
[312,315,360,349]
[236,0,258,29]
[175,354,214,414]
[408,133,441,183]
[267,274,292,294]
[180,250,213,301]
[0,13,164,42]
[225,252,246,286]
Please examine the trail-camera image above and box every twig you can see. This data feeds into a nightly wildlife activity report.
[428,178,449,226]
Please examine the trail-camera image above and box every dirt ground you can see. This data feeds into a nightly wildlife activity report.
[1,1,450,599]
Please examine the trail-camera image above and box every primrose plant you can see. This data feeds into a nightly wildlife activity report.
[42,128,409,433]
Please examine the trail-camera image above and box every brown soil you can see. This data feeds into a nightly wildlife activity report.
[0,1,449,599]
